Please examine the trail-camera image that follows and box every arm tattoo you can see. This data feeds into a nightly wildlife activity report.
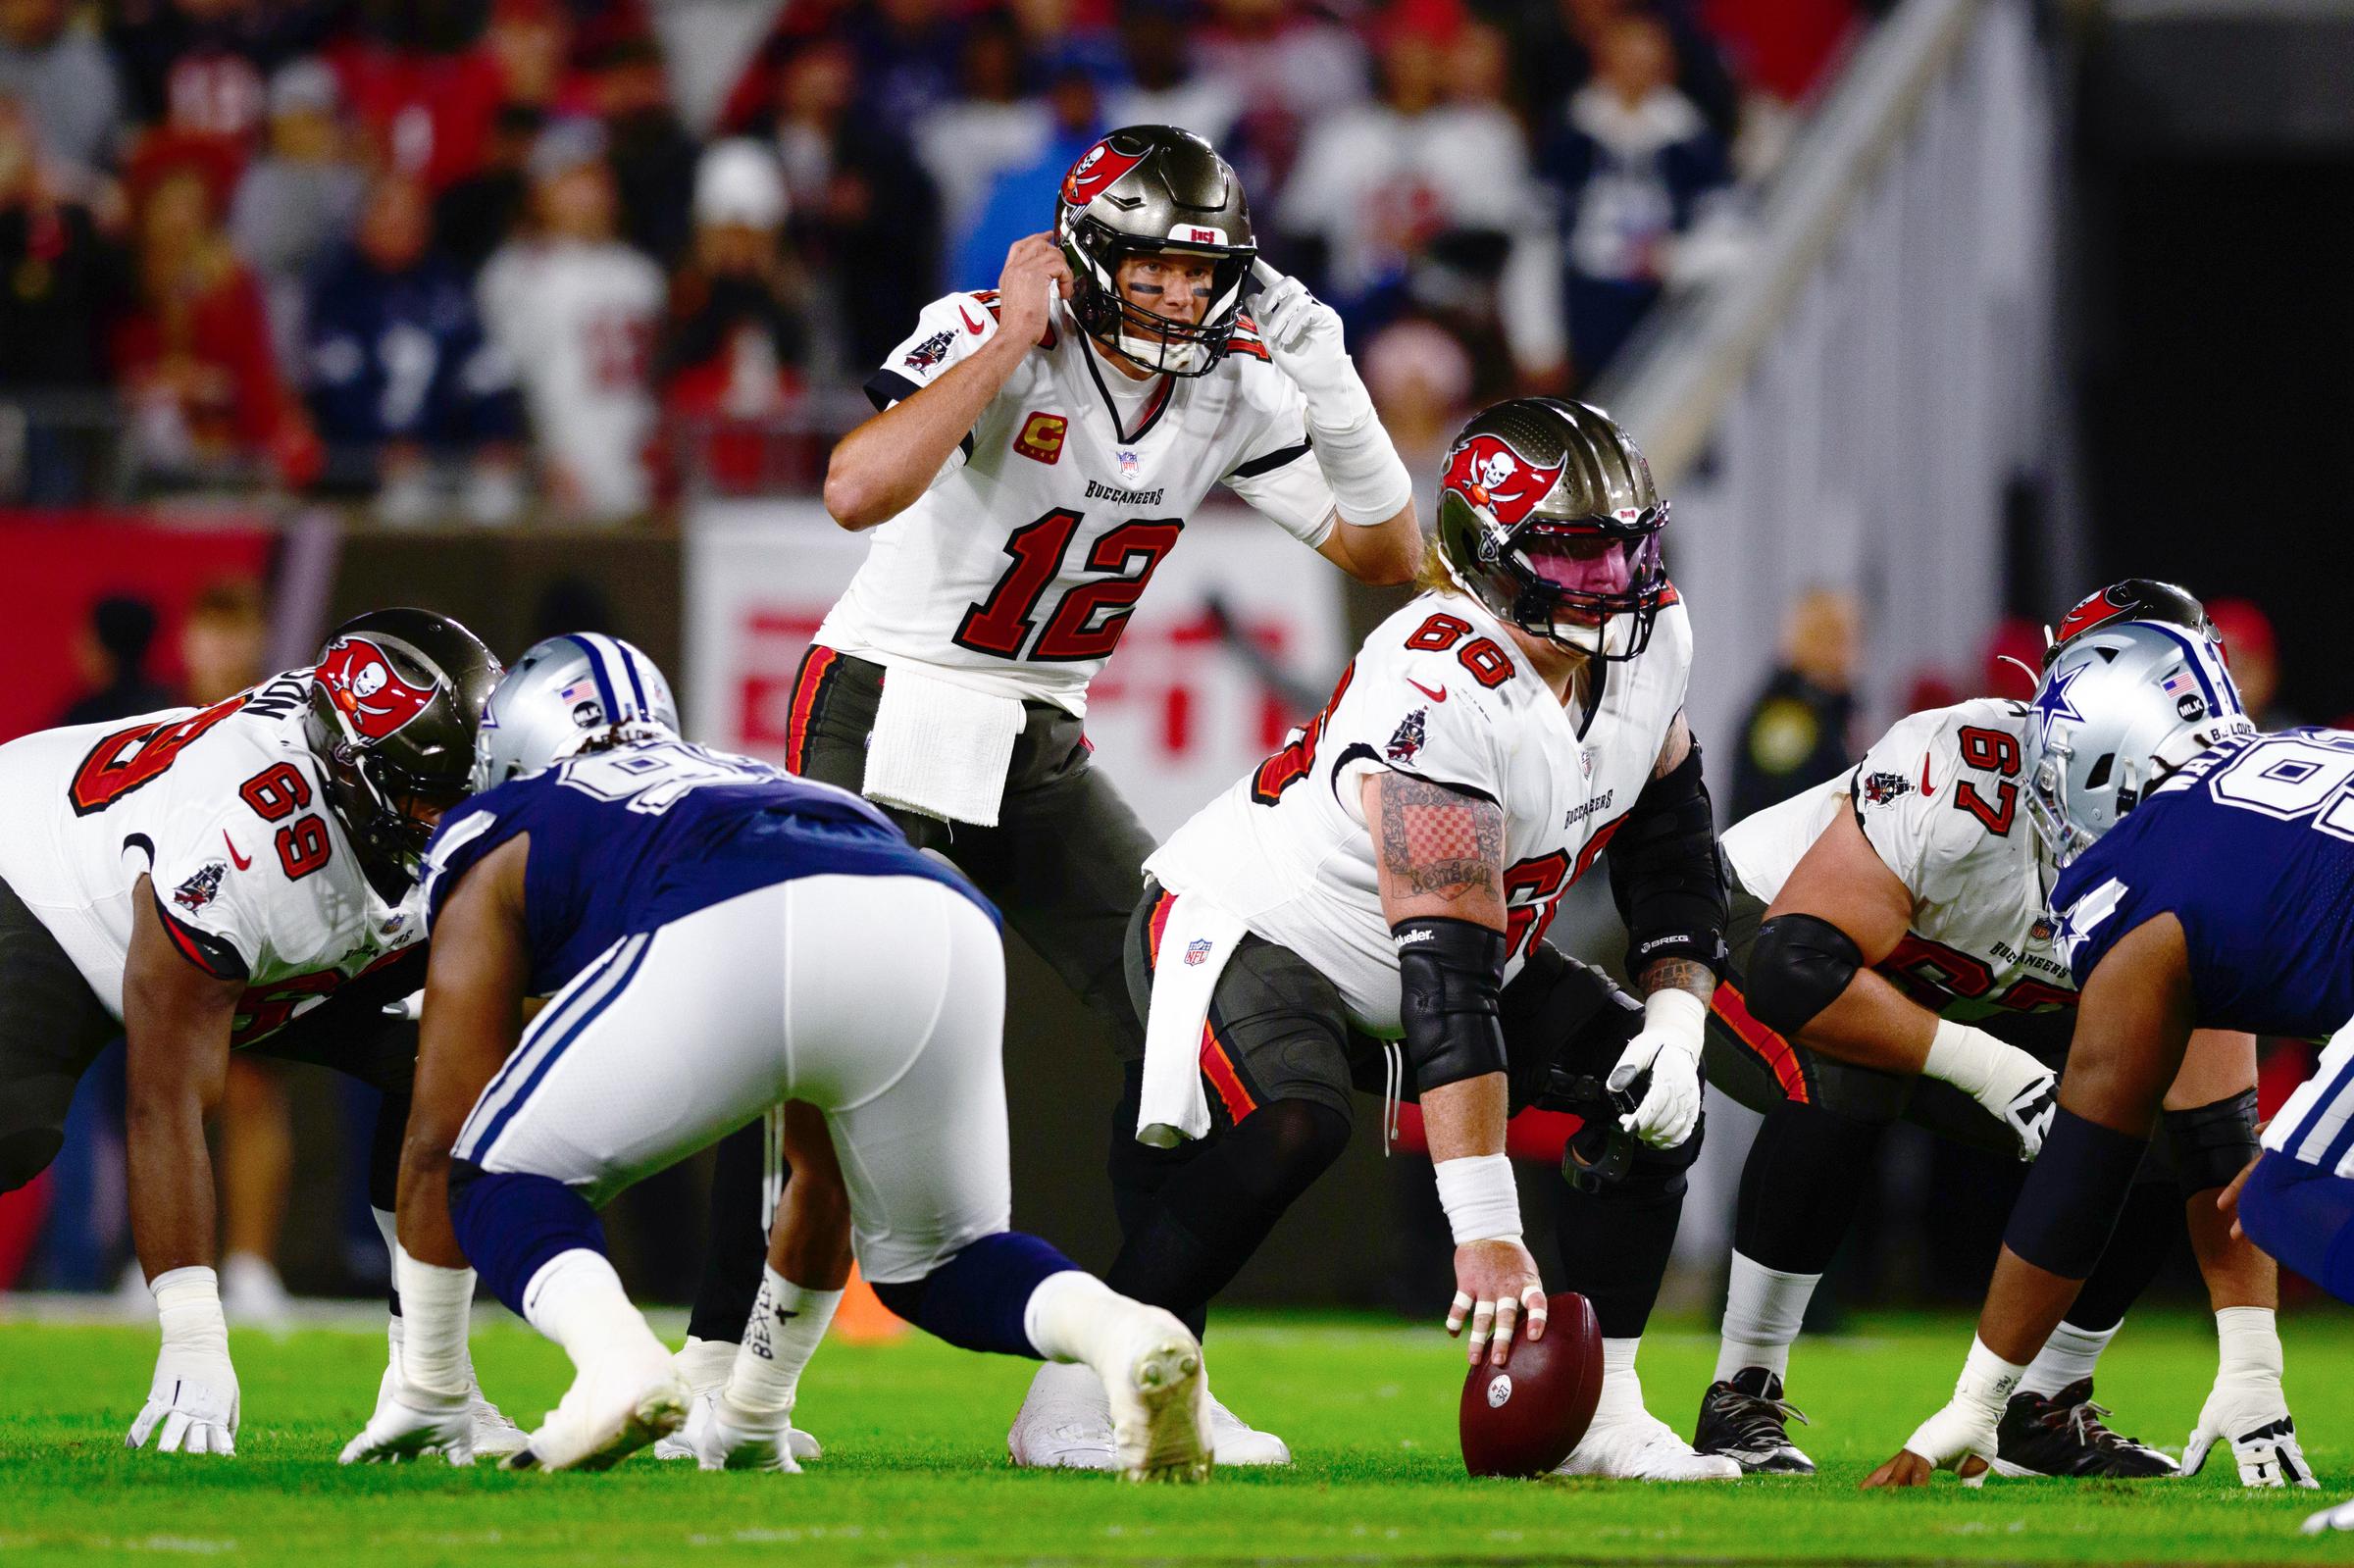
[1652,711,1692,781]
[1376,773,1505,904]
[1639,954,1714,1001]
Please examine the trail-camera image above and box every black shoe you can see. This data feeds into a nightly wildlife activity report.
[1994,1379,2178,1479]
[1694,1367,1816,1475]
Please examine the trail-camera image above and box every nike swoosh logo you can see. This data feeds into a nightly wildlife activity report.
[960,304,986,334]
[1407,679,1447,703]
[1919,753,1936,798]
[223,832,251,871]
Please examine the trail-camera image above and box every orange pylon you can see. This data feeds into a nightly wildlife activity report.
[831,1264,909,1342]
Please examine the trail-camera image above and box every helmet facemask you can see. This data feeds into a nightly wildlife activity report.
[305,696,471,885]
[1060,212,1252,377]
[1437,489,1669,661]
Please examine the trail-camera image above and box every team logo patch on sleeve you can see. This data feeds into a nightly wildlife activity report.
[1386,708,1428,764]
[1861,770,1914,806]
[317,636,438,740]
[903,328,957,372]
[174,861,228,911]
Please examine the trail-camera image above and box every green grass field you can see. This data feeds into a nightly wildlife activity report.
[2,1307,2349,1566]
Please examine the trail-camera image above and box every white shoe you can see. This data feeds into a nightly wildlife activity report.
[1556,1404,1742,1481]
[1007,1361,1118,1470]
[379,1318,528,1458]
[651,1340,822,1463]
[1206,1393,1291,1466]
[2305,1495,2354,1535]
[221,1253,294,1329]
[1088,1304,1209,1484]
[505,1351,690,1473]
[681,1389,803,1473]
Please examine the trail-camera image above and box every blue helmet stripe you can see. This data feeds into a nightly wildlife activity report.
[2141,622,2238,717]
[600,632,652,718]
[562,633,622,721]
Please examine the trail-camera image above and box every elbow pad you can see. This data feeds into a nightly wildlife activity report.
[1608,738,1730,977]
[1393,916,1508,1092]
[1742,913,1863,1036]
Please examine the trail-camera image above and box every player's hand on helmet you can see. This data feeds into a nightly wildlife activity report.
[1863,1398,1997,1490]
[2183,1377,2317,1489]
[683,1388,804,1473]
[997,232,1072,349]
[1609,990,1706,1149]
[340,1379,475,1467]
[1447,1238,1547,1369]
[128,1267,239,1456]
[1248,260,1373,430]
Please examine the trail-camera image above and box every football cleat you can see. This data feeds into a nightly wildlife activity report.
[1205,1393,1292,1467]
[2303,1495,2354,1535]
[1693,1367,1815,1475]
[504,1353,690,1473]
[378,1320,527,1459]
[1006,1361,1119,1471]
[1556,1403,1742,1481]
[651,1340,821,1463]
[1992,1380,2176,1479]
[680,1389,802,1473]
[1088,1305,1209,1484]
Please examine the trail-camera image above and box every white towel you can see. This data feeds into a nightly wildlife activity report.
[861,665,1025,827]
[1136,891,1251,1148]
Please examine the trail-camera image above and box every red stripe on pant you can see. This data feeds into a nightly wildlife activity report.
[1146,888,1257,1124]
[1711,980,1812,1104]
[784,645,840,775]
[1146,887,1177,966]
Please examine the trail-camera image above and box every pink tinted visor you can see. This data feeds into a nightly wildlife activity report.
[1521,528,1643,594]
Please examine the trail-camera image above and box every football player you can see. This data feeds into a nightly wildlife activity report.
[679,123,1421,1465]
[1868,624,2335,1516]
[0,608,519,1456]
[1694,583,2295,1482]
[1010,397,1741,1480]
[346,636,1210,1480]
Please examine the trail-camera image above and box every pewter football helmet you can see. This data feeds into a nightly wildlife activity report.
[1055,125,1254,376]
[2023,620,2251,867]
[474,632,679,790]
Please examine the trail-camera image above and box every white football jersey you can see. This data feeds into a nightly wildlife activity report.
[1148,588,1693,1036]
[478,237,664,519]
[816,289,1339,714]
[1719,698,2074,1021]
[0,672,424,1047]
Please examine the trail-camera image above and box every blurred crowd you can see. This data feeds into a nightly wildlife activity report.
[0,0,1875,524]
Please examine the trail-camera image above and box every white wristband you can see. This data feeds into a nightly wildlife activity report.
[1955,1334,2027,1417]
[150,1265,228,1351]
[1433,1152,1521,1245]
[1923,1018,2008,1096]
[394,1243,479,1399]
[2215,1305,2283,1383]
[1642,987,1707,1055]
[1308,413,1414,527]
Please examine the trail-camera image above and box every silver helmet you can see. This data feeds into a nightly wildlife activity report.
[473,632,679,790]
[1055,125,1254,377]
[2023,620,2252,867]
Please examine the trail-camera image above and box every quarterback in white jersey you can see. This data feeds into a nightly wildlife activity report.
[679,126,1422,1456]
[1010,398,1744,1482]
[0,609,520,1459]
[1691,581,2295,1490]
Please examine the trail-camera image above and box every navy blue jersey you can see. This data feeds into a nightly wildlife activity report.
[2052,730,2354,1039]
[421,739,995,995]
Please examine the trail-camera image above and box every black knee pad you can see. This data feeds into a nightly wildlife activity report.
[2164,1088,2260,1197]
[1745,914,1863,1036]
[1246,1097,1353,1185]
[0,1127,63,1193]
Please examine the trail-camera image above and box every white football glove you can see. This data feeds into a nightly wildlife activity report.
[682,1389,803,1474]
[341,1380,474,1466]
[1609,989,1706,1148]
[1247,260,1373,431]
[127,1267,239,1456]
[2183,1386,2316,1489]
[1923,1022,2055,1159]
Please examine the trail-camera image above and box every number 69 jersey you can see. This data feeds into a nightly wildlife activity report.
[0,673,421,1044]
[1719,698,2078,1021]
[2053,730,2354,1042]
[1145,589,1692,1037]
[816,291,1339,716]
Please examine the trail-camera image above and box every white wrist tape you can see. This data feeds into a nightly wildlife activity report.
[2215,1305,2284,1384]
[150,1265,229,1351]
[394,1243,479,1399]
[1433,1152,1521,1245]
[1955,1334,2028,1417]
[1308,413,1414,528]
[1642,988,1707,1056]
[1923,1019,2008,1096]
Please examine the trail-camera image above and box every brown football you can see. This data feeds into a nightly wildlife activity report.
[1458,1291,1604,1478]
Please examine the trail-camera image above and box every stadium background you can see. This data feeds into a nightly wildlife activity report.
[0,0,2342,1331]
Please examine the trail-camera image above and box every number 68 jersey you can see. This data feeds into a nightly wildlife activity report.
[0,673,422,1042]
[1145,588,1692,1037]
[1719,698,2078,1022]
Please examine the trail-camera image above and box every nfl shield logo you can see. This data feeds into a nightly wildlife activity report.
[1184,938,1212,967]
[1118,449,1142,482]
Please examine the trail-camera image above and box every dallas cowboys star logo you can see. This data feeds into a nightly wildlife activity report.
[2030,661,2087,748]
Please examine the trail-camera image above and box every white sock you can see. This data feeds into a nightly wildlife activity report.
[674,1336,738,1393]
[725,1267,842,1418]
[2020,1319,2119,1397]
[521,1248,663,1371]
[393,1244,478,1398]
[1595,1336,1644,1419]
[1714,1252,1820,1383]
[372,1206,399,1260]
[1022,1270,1123,1365]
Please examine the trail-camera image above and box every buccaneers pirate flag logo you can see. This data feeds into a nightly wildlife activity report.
[1441,435,1565,529]
[317,636,438,740]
